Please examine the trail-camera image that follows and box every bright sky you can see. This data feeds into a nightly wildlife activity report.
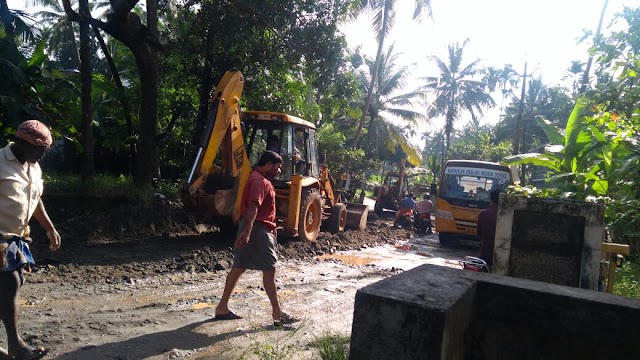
[342,0,640,136]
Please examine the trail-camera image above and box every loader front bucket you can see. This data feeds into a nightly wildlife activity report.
[345,203,369,231]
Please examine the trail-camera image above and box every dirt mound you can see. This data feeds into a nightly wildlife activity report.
[26,195,409,285]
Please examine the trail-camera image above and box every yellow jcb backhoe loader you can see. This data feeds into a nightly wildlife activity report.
[182,70,368,242]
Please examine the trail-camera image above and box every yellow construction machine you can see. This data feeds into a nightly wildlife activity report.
[182,70,368,242]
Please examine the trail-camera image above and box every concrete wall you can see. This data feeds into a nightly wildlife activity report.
[350,264,640,360]
[493,194,604,290]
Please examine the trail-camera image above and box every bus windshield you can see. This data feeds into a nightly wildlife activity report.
[440,166,510,202]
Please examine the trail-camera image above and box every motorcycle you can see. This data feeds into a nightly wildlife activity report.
[414,212,433,234]
[394,208,414,230]
[459,256,490,273]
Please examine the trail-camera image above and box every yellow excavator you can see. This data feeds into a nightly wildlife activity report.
[182,70,368,242]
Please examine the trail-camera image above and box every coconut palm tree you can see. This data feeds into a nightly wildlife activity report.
[351,0,432,149]
[483,63,518,120]
[497,79,572,151]
[563,60,585,98]
[30,0,82,68]
[1,0,40,43]
[422,40,495,165]
[420,129,444,176]
[354,43,426,166]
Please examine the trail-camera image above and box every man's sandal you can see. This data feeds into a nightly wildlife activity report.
[273,312,300,328]
[8,346,49,360]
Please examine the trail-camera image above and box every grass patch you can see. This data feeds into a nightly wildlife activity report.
[237,321,307,360]
[310,333,350,360]
[43,174,180,201]
[613,255,640,299]
[248,342,299,360]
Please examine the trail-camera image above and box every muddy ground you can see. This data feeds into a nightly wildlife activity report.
[2,196,469,359]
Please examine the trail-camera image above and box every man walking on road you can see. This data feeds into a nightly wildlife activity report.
[214,150,298,328]
[0,120,61,360]
[477,189,500,270]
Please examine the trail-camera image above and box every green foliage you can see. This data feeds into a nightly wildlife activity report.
[238,323,305,360]
[589,7,640,117]
[353,44,425,166]
[497,80,573,151]
[43,174,180,200]
[310,333,350,360]
[317,122,377,190]
[423,40,495,160]
[506,184,563,199]
[249,343,298,360]
[0,37,80,140]
[613,256,640,299]
[606,198,640,246]
[447,120,511,162]
[503,99,616,198]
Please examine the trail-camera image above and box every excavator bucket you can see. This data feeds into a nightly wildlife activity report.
[344,203,368,231]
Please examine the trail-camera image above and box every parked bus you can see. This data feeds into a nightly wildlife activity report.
[435,160,513,245]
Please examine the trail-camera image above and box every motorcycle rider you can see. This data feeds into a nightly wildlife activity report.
[415,193,433,233]
[394,193,415,228]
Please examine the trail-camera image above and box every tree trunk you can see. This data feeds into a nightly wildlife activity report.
[397,159,406,198]
[92,24,136,174]
[580,0,609,94]
[79,0,94,186]
[194,22,215,153]
[352,2,390,149]
[512,62,528,156]
[442,100,455,170]
[66,19,80,68]
[63,0,164,187]
[133,46,159,186]
[145,0,160,182]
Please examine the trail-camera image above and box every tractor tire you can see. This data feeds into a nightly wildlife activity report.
[299,188,322,242]
[325,203,347,234]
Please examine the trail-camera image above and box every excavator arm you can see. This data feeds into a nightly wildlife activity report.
[186,70,250,223]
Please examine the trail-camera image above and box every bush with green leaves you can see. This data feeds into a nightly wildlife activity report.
[613,255,640,299]
[43,174,180,201]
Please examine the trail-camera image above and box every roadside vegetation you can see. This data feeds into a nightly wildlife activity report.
[614,255,640,298]
[235,322,350,360]
[310,333,350,360]
[43,173,181,200]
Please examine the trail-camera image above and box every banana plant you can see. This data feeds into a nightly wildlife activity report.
[503,98,617,198]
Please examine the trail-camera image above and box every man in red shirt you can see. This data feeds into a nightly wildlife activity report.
[215,151,297,327]
[477,189,500,270]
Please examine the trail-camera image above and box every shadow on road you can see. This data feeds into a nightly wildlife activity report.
[54,318,266,360]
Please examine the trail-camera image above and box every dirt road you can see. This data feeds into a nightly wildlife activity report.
[0,200,471,359]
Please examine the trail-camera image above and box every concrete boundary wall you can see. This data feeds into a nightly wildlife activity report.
[493,195,604,290]
[350,264,640,360]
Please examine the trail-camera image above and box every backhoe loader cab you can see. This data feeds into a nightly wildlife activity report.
[242,112,320,181]
[183,71,367,242]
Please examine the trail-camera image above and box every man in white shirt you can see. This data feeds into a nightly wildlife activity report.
[0,120,61,360]
[415,193,433,233]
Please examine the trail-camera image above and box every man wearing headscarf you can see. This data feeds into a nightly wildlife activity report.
[0,120,60,359]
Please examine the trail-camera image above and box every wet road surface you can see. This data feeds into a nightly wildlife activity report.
[8,234,471,359]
